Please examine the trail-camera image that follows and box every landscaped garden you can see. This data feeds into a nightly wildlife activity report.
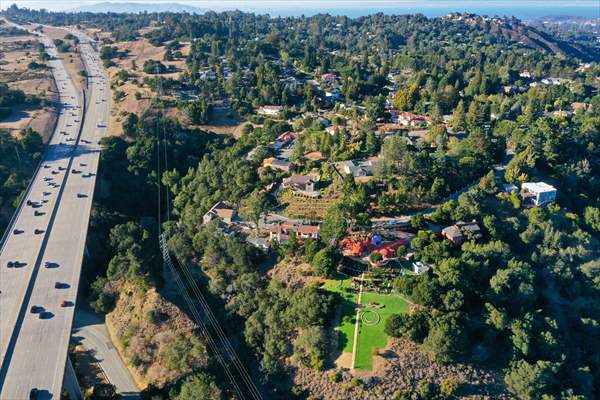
[354,292,410,370]
[323,273,410,371]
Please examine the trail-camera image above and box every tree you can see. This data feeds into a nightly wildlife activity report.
[584,207,600,232]
[384,311,430,343]
[451,100,466,130]
[311,246,339,277]
[478,170,498,194]
[366,94,385,121]
[505,360,559,400]
[423,312,467,364]
[122,112,138,137]
[175,373,222,400]
[320,205,347,245]
[240,189,272,231]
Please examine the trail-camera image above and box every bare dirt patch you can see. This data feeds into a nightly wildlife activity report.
[0,34,58,142]
[268,259,322,289]
[292,337,509,399]
[198,108,247,138]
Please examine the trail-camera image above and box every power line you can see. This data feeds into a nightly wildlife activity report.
[171,250,263,400]
[155,83,262,398]
[159,236,246,400]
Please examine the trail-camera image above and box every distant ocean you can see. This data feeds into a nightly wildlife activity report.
[3,0,600,20]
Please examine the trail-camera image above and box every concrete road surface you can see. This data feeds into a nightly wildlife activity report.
[72,309,140,399]
[0,24,112,400]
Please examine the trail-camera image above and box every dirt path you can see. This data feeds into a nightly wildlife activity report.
[350,272,365,370]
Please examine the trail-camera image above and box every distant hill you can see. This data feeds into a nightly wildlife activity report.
[456,14,600,62]
[70,2,205,14]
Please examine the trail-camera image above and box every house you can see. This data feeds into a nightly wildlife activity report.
[246,237,270,250]
[412,261,431,275]
[263,157,291,172]
[519,71,533,79]
[274,131,297,150]
[320,73,338,84]
[571,102,590,112]
[502,183,519,193]
[281,173,320,197]
[541,77,570,86]
[521,182,557,206]
[503,84,517,94]
[551,110,573,118]
[325,125,341,136]
[442,220,482,246]
[258,105,283,116]
[395,112,431,127]
[203,201,236,225]
[268,223,320,242]
[338,160,377,177]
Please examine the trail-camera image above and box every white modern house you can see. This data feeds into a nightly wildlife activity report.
[258,105,283,116]
[521,182,557,206]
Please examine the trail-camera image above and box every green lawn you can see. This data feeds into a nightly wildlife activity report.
[322,277,357,352]
[354,292,410,370]
[323,277,410,370]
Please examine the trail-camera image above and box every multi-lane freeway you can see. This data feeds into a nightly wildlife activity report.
[0,24,111,400]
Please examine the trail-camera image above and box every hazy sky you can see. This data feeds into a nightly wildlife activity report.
[1,0,599,18]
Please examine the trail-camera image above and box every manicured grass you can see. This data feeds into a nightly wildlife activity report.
[323,276,410,370]
[354,292,410,370]
[322,277,357,352]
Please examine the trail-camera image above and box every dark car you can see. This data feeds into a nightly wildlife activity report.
[39,311,52,319]
[54,282,69,289]
[13,229,23,235]
[34,229,44,235]
[77,193,87,198]
[34,210,44,216]
[30,305,44,314]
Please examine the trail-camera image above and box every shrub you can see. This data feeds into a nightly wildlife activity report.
[440,377,460,397]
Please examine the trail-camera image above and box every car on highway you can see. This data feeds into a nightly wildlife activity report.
[34,210,44,216]
[34,229,44,235]
[13,229,23,234]
[43,164,51,169]
[58,166,66,171]
[43,176,52,181]
[54,282,69,289]
[77,193,87,198]
[30,305,44,314]
[39,311,52,319]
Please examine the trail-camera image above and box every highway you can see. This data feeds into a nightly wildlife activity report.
[0,24,111,400]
